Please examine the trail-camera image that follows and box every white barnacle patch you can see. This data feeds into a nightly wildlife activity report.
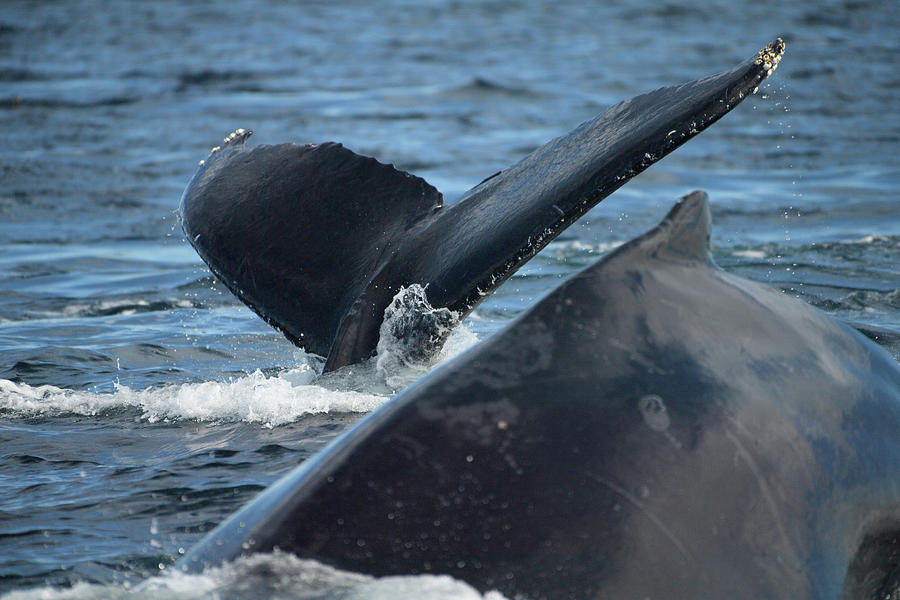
[227,128,244,141]
[219,128,254,150]
[755,38,786,74]
[203,128,254,161]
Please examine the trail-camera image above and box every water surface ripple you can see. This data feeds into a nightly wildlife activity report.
[1,0,898,596]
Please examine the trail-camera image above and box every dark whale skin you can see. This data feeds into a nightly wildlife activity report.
[179,191,900,600]
[180,40,786,372]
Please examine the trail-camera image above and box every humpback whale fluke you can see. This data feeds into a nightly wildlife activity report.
[179,190,900,599]
[180,39,785,371]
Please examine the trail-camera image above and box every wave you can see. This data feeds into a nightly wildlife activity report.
[443,76,543,99]
[0,313,480,426]
[0,68,46,82]
[0,95,137,109]
[0,552,509,600]
[176,69,260,88]
[19,297,201,320]
[0,368,386,428]
[818,288,900,313]
[546,239,624,259]
[842,233,899,247]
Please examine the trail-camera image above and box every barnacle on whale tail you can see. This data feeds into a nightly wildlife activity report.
[756,37,786,76]
[199,128,253,166]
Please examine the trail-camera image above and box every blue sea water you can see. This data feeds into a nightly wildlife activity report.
[1,0,898,597]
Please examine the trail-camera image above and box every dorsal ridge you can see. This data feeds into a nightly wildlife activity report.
[645,190,712,262]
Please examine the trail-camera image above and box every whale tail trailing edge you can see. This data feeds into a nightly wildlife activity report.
[180,39,785,371]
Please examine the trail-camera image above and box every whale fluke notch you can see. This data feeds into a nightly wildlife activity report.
[180,39,785,371]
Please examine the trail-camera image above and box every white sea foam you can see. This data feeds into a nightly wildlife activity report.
[376,323,480,391]
[0,368,387,428]
[846,233,896,246]
[60,298,149,317]
[0,315,479,426]
[439,321,480,362]
[732,249,767,259]
[549,239,624,256]
[29,298,196,319]
[0,553,510,600]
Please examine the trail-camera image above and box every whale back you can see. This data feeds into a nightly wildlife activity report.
[180,191,900,599]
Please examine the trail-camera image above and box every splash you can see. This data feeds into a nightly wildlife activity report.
[0,288,482,425]
[0,553,510,600]
[0,368,387,428]
[375,285,478,390]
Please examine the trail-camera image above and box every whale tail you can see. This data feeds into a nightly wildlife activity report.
[180,39,785,371]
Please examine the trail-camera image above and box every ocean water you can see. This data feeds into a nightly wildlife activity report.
[1,0,898,597]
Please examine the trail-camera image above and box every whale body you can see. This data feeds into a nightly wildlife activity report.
[180,40,785,372]
[179,191,900,599]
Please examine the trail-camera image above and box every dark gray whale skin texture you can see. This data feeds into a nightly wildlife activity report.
[179,191,900,600]
[180,40,785,372]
